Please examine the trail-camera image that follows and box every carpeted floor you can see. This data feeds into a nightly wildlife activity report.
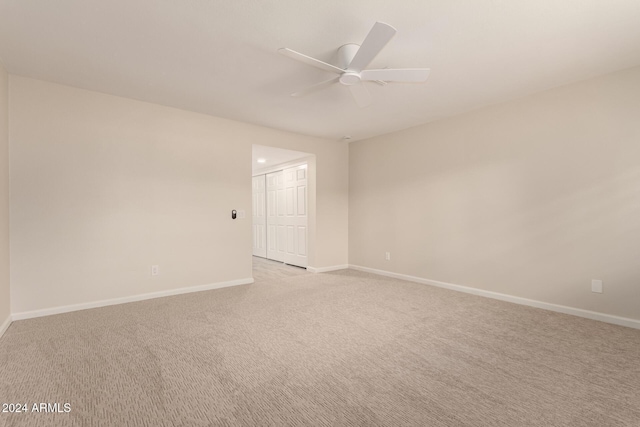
[1,261,639,426]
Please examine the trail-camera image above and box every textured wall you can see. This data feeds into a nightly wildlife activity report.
[350,66,640,320]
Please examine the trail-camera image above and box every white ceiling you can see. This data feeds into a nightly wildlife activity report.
[1,0,639,142]
[252,145,310,173]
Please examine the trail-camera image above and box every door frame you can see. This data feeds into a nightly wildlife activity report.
[251,174,267,258]
[252,155,316,267]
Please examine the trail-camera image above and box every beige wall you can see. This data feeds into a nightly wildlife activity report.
[9,76,348,314]
[350,66,640,321]
[0,63,9,325]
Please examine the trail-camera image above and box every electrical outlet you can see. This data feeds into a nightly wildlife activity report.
[385,252,391,261]
[591,279,603,293]
[151,265,159,276]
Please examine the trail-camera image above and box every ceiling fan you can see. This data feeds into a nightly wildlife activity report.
[278,22,430,108]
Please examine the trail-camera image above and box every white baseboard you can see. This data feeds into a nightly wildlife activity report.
[349,265,640,330]
[11,277,254,321]
[307,265,349,273]
[0,315,11,339]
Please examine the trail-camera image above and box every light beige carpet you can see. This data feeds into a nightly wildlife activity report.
[1,264,639,426]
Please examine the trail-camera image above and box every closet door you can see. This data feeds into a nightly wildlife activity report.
[266,170,285,262]
[252,174,266,258]
[283,165,308,268]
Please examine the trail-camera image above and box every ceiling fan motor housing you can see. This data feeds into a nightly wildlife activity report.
[339,72,361,85]
[337,43,360,70]
[337,44,362,85]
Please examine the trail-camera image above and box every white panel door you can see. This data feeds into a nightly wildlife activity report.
[266,170,285,262]
[283,165,308,268]
[252,174,266,258]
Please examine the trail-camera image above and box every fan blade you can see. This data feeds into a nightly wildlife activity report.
[348,82,372,108]
[291,77,340,97]
[360,68,431,83]
[347,22,397,72]
[278,48,344,74]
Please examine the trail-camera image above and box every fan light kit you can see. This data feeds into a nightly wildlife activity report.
[278,22,430,107]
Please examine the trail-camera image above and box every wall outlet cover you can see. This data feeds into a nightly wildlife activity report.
[591,279,603,293]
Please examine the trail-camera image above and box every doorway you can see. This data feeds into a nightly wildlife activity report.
[252,145,314,269]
